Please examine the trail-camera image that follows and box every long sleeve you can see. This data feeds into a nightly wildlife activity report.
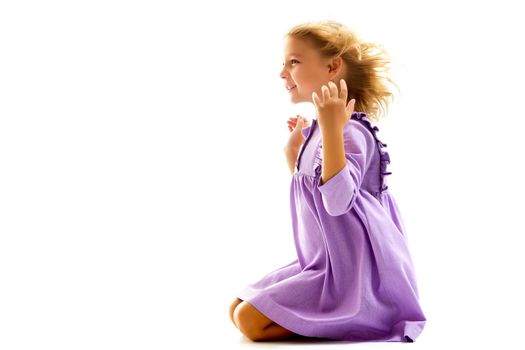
[316,121,375,216]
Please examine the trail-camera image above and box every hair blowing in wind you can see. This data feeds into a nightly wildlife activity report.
[285,20,399,123]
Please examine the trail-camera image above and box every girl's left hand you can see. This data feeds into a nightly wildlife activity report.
[312,79,356,134]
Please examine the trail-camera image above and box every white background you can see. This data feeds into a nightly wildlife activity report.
[1,0,524,349]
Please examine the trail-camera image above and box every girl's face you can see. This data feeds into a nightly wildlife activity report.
[280,36,339,104]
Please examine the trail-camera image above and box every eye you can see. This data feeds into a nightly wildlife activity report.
[282,59,300,67]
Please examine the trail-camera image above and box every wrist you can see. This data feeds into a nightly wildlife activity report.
[284,142,302,152]
[321,125,344,139]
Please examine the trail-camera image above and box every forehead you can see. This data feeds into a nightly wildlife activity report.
[283,36,316,58]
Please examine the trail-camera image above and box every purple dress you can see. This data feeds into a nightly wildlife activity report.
[237,111,426,342]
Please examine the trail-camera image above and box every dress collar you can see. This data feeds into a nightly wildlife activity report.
[301,118,316,138]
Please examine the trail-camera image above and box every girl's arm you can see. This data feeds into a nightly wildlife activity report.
[316,123,373,216]
[284,144,300,175]
[319,127,346,185]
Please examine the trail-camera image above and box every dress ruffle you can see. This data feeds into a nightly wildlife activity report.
[313,111,392,199]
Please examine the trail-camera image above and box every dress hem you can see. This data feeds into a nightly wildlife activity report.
[237,285,425,342]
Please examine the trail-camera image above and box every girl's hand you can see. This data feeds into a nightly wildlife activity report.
[312,79,356,134]
[286,115,311,149]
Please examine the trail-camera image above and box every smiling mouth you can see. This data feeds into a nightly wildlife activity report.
[287,85,297,91]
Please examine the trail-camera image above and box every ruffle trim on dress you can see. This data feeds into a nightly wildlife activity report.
[313,111,392,199]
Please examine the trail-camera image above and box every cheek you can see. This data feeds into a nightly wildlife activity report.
[293,68,324,94]
[294,71,312,86]
[302,71,324,87]
[299,78,319,94]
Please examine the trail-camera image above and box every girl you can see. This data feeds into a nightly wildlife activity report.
[229,20,426,343]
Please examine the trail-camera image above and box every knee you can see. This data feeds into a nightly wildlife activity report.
[229,298,243,324]
[233,302,264,341]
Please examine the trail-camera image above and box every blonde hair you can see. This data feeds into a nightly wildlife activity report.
[285,20,399,123]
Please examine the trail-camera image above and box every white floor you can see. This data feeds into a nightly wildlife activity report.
[0,252,522,350]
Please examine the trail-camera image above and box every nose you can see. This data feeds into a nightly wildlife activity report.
[279,65,288,80]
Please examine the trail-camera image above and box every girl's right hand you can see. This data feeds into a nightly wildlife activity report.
[286,115,311,149]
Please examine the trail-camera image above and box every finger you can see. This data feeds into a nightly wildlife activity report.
[339,79,348,102]
[328,81,338,98]
[312,91,321,107]
[321,85,330,101]
[346,98,356,116]
[289,116,299,124]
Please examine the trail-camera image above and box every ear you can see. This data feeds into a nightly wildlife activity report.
[328,56,344,75]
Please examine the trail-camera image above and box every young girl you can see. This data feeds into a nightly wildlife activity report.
[229,20,426,343]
